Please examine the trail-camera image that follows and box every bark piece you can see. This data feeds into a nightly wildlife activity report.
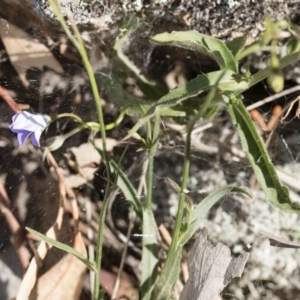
[180,228,249,300]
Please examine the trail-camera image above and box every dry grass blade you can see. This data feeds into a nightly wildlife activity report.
[0,19,63,88]
[281,95,300,122]
[179,228,249,300]
[28,232,87,300]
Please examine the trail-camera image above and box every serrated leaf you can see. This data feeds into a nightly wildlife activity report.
[151,30,237,72]
[125,70,248,140]
[226,36,247,58]
[227,96,300,214]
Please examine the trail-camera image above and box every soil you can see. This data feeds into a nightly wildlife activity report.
[1,1,300,300]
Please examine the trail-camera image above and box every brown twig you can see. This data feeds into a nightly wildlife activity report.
[250,105,283,133]
[267,105,283,131]
[249,109,268,131]
[158,224,172,247]
[281,94,300,122]
[246,85,300,111]
[0,85,21,114]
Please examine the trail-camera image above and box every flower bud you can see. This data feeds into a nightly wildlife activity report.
[267,69,284,93]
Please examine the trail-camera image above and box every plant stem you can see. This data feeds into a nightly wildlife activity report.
[47,3,113,299]
[145,115,160,210]
[77,26,112,300]
[167,116,194,254]
[165,81,220,266]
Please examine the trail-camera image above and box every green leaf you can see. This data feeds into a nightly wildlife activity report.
[151,30,238,72]
[227,96,300,214]
[26,227,97,272]
[203,104,219,119]
[181,186,250,245]
[226,36,247,58]
[96,70,166,117]
[108,159,142,218]
[141,209,159,300]
[125,70,248,139]
[136,79,168,102]
[287,37,300,54]
[96,70,134,109]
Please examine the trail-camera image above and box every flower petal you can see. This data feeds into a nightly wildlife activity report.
[10,112,28,130]
[31,129,43,147]
[17,130,32,147]
[10,111,50,147]
[12,111,49,131]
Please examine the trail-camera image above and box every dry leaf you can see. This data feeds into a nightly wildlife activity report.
[65,138,118,185]
[0,19,63,88]
[16,205,64,300]
[29,232,87,300]
[179,228,249,300]
[260,230,300,249]
[27,173,88,299]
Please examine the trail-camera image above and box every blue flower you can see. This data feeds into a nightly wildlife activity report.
[9,111,50,147]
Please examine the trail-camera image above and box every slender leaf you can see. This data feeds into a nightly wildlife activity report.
[108,159,142,218]
[151,30,238,72]
[141,209,159,300]
[227,96,300,214]
[26,227,97,272]
[181,186,250,245]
